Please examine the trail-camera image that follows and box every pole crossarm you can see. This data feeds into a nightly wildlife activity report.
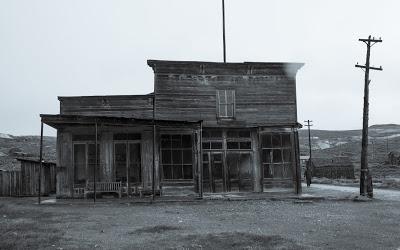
[355,64,383,71]
[359,38,382,43]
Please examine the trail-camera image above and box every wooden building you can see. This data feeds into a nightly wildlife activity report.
[312,157,355,179]
[41,60,304,198]
[0,158,56,197]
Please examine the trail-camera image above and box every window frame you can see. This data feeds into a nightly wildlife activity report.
[216,89,235,119]
[160,134,193,181]
[260,133,293,180]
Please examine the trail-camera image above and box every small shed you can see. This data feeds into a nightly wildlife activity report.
[312,156,355,179]
[0,158,56,197]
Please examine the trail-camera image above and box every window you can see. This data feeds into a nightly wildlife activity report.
[161,134,193,180]
[202,129,223,151]
[216,90,235,118]
[226,130,252,150]
[261,133,293,179]
[73,143,100,185]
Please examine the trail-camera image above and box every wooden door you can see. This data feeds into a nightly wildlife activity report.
[210,152,225,193]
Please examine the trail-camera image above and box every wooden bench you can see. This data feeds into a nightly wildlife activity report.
[84,181,122,198]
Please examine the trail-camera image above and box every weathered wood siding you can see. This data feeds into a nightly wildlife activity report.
[0,161,56,197]
[149,61,303,127]
[57,129,73,197]
[59,95,154,119]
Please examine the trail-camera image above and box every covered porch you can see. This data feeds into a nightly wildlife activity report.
[40,114,203,199]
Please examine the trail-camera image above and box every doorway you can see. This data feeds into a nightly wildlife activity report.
[114,142,141,194]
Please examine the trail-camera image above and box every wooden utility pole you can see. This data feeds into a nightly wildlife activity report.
[304,120,313,162]
[355,35,382,197]
[222,0,226,63]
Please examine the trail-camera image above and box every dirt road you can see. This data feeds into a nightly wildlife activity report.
[306,183,400,201]
[1,196,400,250]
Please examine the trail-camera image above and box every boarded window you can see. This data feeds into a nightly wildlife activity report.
[261,133,293,179]
[161,134,193,180]
[216,90,235,118]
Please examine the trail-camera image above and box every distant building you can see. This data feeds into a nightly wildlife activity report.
[41,60,304,198]
[312,156,355,179]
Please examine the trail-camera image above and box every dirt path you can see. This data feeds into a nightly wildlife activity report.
[307,183,400,201]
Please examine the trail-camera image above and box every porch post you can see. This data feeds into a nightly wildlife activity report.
[38,121,43,204]
[94,120,98,203]
[198,121,203,198]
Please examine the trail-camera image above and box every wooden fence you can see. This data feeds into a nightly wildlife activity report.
[0,159,56,197]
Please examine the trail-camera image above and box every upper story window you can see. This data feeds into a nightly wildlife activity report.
[216,90,235,119]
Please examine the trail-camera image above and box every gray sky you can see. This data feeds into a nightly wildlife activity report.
[0,0,399,136]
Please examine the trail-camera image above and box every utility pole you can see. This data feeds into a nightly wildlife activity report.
[222,0,226,63]
[304,120,313,187]
[304,120,313,162]
[355,35,383,197]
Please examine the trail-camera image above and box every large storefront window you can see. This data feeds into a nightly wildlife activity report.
[261,133,293,179]
[161,134,193,180]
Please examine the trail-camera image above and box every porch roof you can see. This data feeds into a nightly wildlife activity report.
[40,114,202,129]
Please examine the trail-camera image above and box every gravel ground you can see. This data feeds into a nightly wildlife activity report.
[1,196,400,250]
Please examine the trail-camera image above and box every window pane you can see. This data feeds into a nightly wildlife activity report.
[218,90,226,103]
[283,149,292,162]
[172,150,182,164]
[163,165,173,179]
[272,134,281,147]
[211,142,223,149]
[226,104,234,117]
[282,134,291,147]
[283,164,292,178]
[262,149,272,163]
[172,165,183,179]
[263,164,273,178]
[272,149,282,163]
[183,165,193,179]
[227,141,239,149]
[273,164,284,178]
[182,135,192,148]
[227,90,234,104]
[202,142,211,150]
[183,149,192,164]
[239,141,251,149]
[161,135,171,148]
[261,134,272,148]
[161,150,172,164]
[203,163,209,180]
[213,153,222,162]
[171,135,181,148]
[203,154,209,162]
[219,104,227,117]
[213,163,223,179]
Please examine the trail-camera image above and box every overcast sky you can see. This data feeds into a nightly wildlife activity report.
[0,0,399,136]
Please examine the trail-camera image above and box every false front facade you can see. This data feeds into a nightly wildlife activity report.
[41,60,303,198]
